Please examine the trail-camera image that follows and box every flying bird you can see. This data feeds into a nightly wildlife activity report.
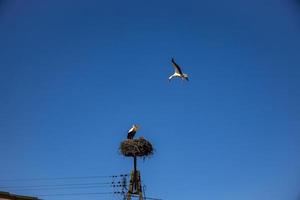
[169,58,189,81]
[127,124,139,139]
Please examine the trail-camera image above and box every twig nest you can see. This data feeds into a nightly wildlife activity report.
[120,137,154,158]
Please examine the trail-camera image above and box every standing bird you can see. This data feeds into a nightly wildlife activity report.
[127,124,139,139]
[169,58,189,81]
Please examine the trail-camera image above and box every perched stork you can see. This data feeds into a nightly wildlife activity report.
[169,58,189,81]
[127,124,139,139]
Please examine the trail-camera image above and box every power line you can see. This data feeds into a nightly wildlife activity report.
[37,191,113,197]
[3,184,118,191]
[0,174,129,182]
[0,172,166,199]
[0,182,112,189]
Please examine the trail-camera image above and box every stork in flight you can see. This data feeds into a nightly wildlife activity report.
[127,124,139,139]
[169,58,189,81]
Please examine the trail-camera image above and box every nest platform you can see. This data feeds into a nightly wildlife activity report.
[120,137,154,158]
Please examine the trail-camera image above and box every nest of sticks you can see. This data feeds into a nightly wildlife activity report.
[120,137,154,158]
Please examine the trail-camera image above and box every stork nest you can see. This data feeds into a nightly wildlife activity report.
[120,137,154,158]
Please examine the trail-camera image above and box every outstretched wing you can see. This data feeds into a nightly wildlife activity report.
[171,58,183,75]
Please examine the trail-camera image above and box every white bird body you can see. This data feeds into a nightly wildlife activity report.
[169,72,188,81]
[169,58,189,81]
[127,124,139,139]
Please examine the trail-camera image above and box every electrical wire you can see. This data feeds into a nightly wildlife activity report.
[0,174,129,182]
[0,182,112,189]
[3,184,119,191]
[0,174,162,200]
[37,192,113,197]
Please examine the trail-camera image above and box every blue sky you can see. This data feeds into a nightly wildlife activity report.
[0,0,300,200]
